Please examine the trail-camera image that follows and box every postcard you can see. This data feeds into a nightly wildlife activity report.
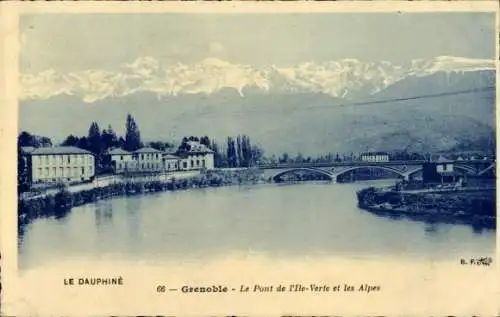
[1,1,499,316]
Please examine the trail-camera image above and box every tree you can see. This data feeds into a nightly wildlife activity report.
[18,131,52,148]
[101,124,119,150]
[38,136,52,148]
[250,145,264,165]
[61,135,80,147]
[149,141,170,151]
[124,114,142,151]
[295,152,304,163]
[226,137,237,168]
[200,136,211,148]
[240,135,253,167]
[87,122,102,155]
[18,131,39,147]
[76,137,89,150]
[117,136,126,149]
[211,140,225,168]
[178,137,191,152]
[280,153,290,163]
[236,135,243,167]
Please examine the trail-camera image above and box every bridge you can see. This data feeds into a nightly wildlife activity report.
[256,160,495,183]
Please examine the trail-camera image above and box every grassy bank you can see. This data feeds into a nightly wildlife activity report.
[356,187,496,229]
[19,169,267,230]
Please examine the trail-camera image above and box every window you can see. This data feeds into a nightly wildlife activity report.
[120,155,123,161]
[191,160,194,167]
[81,167,85,175]
[196,160,200,166]
[67,156,71,164]
[202,160,206,167]
[141,154,144,160]
[183,162,187,169]
[52,167,56,176]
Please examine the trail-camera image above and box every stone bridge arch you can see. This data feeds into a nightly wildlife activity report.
[453,164,479,175]
[332,165,408,182]
[270,167,334,182]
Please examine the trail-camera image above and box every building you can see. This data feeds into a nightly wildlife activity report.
[360,152,390,163]
[133,147,163,172]
[423,155,459,184]
[104,141,215,174]
[163,153,181,171]
[29,146,95,183]
[435,156,454,173]
[177,141,215,170]
[107,148,136,173]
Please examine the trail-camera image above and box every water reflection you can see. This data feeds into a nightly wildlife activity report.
[95,203,113,228]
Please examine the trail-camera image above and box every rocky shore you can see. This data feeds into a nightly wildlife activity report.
[356,186,496,229]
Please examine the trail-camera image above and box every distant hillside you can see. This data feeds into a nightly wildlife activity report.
[19,70,495,156]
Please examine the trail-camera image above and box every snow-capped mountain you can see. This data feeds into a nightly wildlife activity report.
[20,56,495,103]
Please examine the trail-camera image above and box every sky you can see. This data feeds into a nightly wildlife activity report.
[20,12,496,73]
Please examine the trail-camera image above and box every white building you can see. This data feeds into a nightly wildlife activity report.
[435,155,454,173]
[133,147,163,172]
[104,142,215,174]
[107,148,136,173]
[360,152,390,163]
[29,146,95,183]
[177,141,215,170]
[163,154,181,171]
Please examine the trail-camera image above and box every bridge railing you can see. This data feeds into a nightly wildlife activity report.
[256,160,427,169]
[256,159,494,170]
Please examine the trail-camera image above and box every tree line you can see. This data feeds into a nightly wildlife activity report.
[60,114,144,156]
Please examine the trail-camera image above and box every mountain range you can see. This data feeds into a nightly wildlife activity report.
[19,56,496,156]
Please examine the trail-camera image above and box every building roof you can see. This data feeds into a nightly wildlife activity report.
[133,147,163,154]
[435,155,454,163]
[107,148,132,155]
[20,146,36,153]
[163,154,180,160]
[30,146,93,155]
[361,151,389,156]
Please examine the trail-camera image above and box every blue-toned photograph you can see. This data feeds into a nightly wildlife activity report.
[17,12,496,270]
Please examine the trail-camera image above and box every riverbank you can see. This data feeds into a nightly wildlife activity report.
[356,186,496,229]
[18,168,267,230]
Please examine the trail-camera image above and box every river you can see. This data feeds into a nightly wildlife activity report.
[18,180,496,269]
